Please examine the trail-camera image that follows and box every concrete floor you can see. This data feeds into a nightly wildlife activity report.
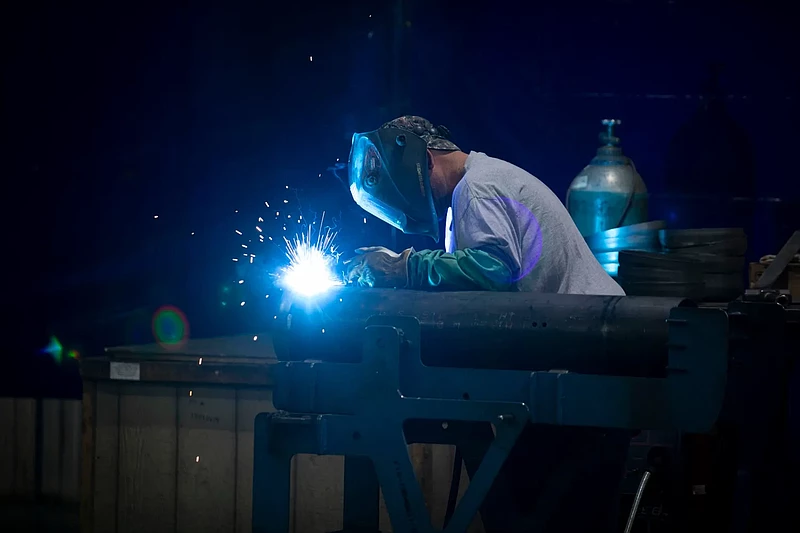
[0,501,79,533]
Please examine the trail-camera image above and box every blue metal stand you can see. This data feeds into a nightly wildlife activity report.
[253,309,728,533]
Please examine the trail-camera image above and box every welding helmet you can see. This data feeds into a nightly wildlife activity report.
[348,116,460,243]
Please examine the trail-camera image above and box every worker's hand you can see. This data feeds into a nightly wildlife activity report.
[345,246,415,288]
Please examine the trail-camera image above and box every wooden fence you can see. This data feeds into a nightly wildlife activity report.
[0,397,82,503]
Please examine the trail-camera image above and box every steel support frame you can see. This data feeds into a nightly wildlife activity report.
[253,308,728,533]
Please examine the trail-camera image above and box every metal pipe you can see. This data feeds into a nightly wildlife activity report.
[624,470,651,533]
[273,288,695,378]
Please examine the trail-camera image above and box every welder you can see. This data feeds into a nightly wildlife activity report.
[344,115,624,295]
[345,116,630,532]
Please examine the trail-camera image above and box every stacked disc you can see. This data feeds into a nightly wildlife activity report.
[658,228,747,301]
[585,221,666,277]
[617,251,705,299]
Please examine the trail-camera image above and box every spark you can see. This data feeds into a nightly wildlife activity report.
[278,213,343,297]
[235,229,243,235]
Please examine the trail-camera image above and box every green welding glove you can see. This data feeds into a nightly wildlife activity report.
[345,246,415,288]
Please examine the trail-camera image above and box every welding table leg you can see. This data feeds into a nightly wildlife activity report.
[342,456,381,532]
[252,412,293,533]
[457,423,521,532]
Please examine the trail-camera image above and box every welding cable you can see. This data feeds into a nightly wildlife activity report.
[443,448,463,528]
[624,470,651,533]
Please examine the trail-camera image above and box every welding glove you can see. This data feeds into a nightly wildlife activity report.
[345,246,415,288]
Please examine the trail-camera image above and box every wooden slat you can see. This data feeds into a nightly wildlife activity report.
[0,398,14,496]
[41,398,63,498]
[81,382,96,533]
[293,454,344,532]
[118,384,177,533]
[176,386,236,533]
[62,399,82,502]
[234,389,276,533]
[13,398,36,498]
[93,382,119,533]
[425,444,453,529]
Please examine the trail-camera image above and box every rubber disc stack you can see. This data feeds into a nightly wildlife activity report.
[617,228,746,301]
[659,228,747,301]
[617,250,705,299]
[585,221,666,277]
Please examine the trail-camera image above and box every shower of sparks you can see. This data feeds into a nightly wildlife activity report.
[279,213,343,297]
[227,180,346,307]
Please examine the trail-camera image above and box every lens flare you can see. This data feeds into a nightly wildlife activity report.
[152,305,190,348]
[40,336,79,364]
[42,335,63,364]
[279,215,343,298]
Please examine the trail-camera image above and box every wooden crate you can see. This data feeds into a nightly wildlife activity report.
[80,334,480,533]
[0,397,82,503]
[749,262,800,299]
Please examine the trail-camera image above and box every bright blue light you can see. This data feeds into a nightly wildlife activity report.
[278,218,343,298]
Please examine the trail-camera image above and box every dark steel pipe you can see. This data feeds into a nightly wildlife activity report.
[273,288,695,378]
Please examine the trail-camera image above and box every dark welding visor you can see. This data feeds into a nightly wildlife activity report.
[348,127,439,242]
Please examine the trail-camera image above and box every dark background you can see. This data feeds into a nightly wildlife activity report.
[2,0,797,397]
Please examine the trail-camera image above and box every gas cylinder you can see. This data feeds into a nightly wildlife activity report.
[566,119,648,237]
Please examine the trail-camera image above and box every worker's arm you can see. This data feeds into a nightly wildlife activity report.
[406,248,515,291]
[408,180,529,291]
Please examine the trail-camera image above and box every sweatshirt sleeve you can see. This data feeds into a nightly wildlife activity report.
[406,248,515,291]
